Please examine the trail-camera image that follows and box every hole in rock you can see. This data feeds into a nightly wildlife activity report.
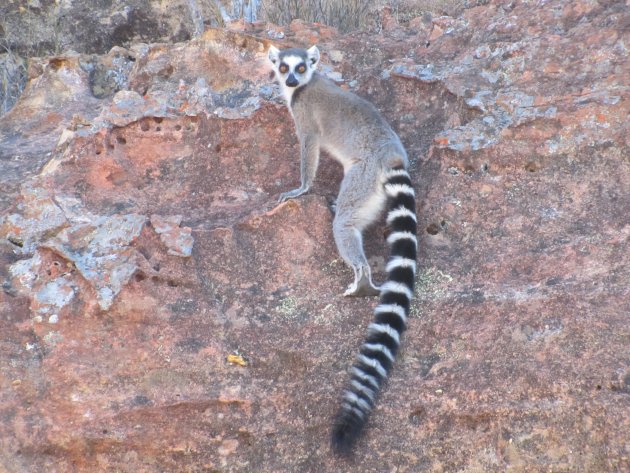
[426,223,440,235]
[48,58,65,71]
[409,407,426,425]
[525,162,539,172]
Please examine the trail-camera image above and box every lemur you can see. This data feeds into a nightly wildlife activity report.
[268,45,417,453]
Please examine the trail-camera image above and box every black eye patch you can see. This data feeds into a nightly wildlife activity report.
[279,63,289,74]
[296,63,306,74]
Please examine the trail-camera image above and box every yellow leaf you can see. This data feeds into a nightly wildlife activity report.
[227,354,248,367]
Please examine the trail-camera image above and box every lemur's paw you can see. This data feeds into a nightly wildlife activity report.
[343,280,380,297]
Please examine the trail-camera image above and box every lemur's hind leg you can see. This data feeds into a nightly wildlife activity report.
[332,163,386,297]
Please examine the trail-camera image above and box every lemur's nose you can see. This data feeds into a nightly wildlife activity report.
[286,74,299,87]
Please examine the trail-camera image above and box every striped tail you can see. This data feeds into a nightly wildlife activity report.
[331,167,417,454]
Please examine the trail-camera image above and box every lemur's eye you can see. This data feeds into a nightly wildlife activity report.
[279,64,289,74]
[297,64,306,74]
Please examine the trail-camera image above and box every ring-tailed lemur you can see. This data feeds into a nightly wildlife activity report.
[268,45,417,453]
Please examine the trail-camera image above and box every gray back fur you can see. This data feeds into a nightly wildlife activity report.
[291,72,408,174]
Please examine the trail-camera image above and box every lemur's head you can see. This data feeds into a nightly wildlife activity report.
[268,45,320,89]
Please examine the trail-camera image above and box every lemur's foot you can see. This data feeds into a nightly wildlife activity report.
[278,186,309,203]
[343,272,380,297]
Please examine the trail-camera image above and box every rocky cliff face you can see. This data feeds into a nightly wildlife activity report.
[1,1,629,472]
[0,0,212,56]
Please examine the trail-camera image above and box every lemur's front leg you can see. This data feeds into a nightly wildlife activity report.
[278,134,320,203]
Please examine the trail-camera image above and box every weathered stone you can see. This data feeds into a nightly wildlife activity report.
[150,214,194,257]
[1,183,69,254]
[0,0,208,56]
[42,212,146,310]
[0,53,102,213]
[0,52,28,115]
[0,2,628,472]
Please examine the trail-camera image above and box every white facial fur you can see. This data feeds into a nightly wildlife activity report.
[268,45,320,105]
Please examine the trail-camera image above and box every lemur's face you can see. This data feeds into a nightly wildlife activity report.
[268,45,320,89]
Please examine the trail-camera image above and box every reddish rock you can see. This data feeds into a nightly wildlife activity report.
[1,2,629,472]
[381,6,399,31]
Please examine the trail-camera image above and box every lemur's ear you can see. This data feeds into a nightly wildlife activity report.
[307,45,320,67]
[268,45,280,65]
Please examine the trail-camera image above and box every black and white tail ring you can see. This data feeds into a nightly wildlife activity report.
[332,167,417,453]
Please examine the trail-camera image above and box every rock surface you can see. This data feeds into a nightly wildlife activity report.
[1,1,629,472]
[0,0,210,56]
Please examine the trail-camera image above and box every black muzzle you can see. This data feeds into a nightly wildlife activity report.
[285,74,299,87]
